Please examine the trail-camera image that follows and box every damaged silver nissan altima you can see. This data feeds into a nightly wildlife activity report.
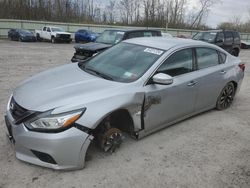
[5,37,244,170]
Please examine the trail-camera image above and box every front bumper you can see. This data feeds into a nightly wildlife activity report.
[21,36,36,42]
[55,36,72,43]
[5,110,93,170]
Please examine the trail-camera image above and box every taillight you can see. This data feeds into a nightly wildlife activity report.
[239,63,245,72]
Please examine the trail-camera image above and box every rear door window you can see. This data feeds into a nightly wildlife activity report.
[196,48,220,69]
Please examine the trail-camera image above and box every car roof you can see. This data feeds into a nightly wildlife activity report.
[46,26,61,28]
[124,37,214,50]
[104,28,161,33]
[199,30,239,33]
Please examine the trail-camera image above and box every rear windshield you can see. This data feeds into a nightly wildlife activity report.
[95,30,125,45]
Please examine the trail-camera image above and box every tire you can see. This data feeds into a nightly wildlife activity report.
[216,82,235,110]
[19,37,23,42]
[98,127,123,153]
[36,34,41,42]
[51,37,56,43]
[231,49,239,57]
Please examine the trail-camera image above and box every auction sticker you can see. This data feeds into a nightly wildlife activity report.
[144,48,163,55]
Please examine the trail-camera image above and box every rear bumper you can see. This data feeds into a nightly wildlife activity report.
[5,110,93,170]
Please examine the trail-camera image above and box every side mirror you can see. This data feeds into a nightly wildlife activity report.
[152,73,173,85]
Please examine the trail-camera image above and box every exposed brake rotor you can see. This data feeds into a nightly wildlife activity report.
[100,128,123,153]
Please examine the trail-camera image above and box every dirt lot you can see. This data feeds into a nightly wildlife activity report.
[0,40,250,188]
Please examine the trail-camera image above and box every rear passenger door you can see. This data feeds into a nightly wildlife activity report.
[194,47,228,112]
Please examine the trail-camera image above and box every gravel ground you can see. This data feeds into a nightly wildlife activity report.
[0,40,250,188]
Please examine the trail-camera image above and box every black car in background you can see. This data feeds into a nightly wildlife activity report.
[192,30,241,56]
[71,29,162,63]
[8,29,36,42]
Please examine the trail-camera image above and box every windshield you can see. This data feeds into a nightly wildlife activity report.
[51,27,64,32]
[95,30,125,44]
[20,30,32,34]
[193,32,217,42]
[80,42,164,83]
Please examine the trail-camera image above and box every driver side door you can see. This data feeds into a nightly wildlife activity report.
[143,48,198,132]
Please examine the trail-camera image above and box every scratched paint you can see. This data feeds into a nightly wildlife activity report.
[144,96,161,112]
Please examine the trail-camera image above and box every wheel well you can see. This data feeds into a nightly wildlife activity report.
[232,48,239,56]
[94,109,134,135]
[231,81,238,91]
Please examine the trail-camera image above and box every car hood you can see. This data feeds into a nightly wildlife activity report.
[56,31,71,35]
[74,42,112,52]
[21,33,34,37]
[13,63,124,112]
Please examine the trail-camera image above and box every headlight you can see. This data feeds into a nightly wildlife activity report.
[25,109,85,132]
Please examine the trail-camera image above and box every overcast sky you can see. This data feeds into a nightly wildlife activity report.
[190,0,250,28]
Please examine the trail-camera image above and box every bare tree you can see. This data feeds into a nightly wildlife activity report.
[106,0,116,23]
[190,0,218,28]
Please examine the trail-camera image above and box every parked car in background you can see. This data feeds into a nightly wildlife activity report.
[8,29,36,42]
[71,29,162,63]
[35,26,72,43]
[241,40,250,49]
[75,29,99,43]
[161,32,173,38]
[5,37,244,170]
[192,30,241,56]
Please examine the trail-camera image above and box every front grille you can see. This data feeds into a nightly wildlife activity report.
[59,34,70,39]
[9,97,36,124]
[9,97,28,120]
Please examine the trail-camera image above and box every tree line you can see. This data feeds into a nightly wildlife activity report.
[0,0,250,32]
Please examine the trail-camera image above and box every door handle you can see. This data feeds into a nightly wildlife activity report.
[187,81,197,86]
[220,70,227,74]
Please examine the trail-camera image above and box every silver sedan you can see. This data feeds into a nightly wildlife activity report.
[5,37,245,170]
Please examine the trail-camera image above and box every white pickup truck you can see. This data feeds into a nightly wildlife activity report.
[35,26,72,43]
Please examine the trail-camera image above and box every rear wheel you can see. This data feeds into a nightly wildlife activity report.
[36,34,41,42]
[216,82,235,110]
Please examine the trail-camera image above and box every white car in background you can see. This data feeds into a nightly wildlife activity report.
[35,26,72,43]
[161,32,173,38]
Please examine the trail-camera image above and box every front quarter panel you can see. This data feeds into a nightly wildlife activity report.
[69,91,145,131]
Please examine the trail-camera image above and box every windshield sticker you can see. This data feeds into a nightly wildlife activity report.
[117,31,125,35]
[209,32,217,35]
[124,72,133,77]
[144,48,163,55]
